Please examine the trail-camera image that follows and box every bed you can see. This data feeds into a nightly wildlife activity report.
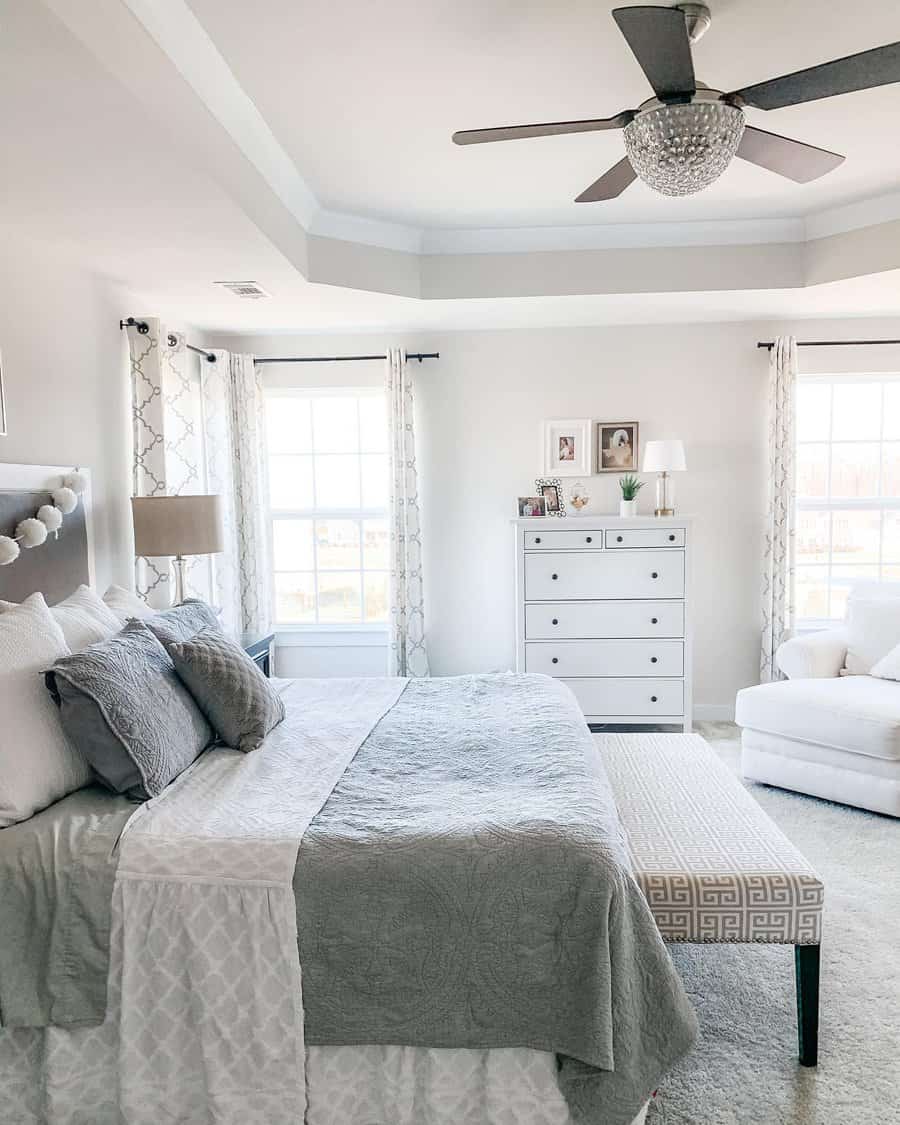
[0,464,697,1125]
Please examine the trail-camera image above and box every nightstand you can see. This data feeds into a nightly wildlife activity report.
[242,632,275,678]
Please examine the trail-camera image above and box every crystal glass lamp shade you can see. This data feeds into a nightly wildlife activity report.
[624,101,745,197]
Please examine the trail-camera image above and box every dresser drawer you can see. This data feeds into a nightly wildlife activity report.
[562,678,684,718]
[524,529,603,550]
[526,639,683,677]
[524,550,684,601]
[525,601,684,640]
[605,528,685,549]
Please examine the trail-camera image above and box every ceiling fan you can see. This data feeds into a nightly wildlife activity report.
[452,4,900,201]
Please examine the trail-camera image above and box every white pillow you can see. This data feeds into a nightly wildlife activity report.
[103,584,155,625]
[0,585,121,652]
[844,598,900,675]
[871,641,900,682]
[0,594,92,827]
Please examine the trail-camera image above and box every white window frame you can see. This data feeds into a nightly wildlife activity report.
[265,386,390,639]
[795,372,900,630]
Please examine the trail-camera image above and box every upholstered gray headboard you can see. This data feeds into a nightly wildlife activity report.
[0,464,94,605]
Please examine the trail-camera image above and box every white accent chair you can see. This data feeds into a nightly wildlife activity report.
[735,625,900,818]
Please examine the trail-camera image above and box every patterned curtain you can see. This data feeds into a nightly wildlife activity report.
[386,349,429,677]
[202,351,271,638]
[760,336,798,682]
[127,319,208,609]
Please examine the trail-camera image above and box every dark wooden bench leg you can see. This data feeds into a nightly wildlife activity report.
[795,944,820,1067]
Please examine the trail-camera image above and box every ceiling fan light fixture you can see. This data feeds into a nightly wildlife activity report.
[624,100,745,196]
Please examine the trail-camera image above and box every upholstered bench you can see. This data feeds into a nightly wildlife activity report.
[597,733,824,1066]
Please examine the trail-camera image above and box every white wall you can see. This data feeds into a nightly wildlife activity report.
[222,318,900,715]
[0,231,137,591]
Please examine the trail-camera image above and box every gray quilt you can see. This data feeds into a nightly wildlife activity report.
[296,674,698,1124]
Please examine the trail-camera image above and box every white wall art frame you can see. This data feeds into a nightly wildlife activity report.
[0,349,7,437]
[542,418,592,477]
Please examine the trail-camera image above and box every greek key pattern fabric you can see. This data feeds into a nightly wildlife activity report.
[386,349,429,677]
[598,733,823,944]
[760,335,797,682]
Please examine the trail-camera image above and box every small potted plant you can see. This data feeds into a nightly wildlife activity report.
[618,473,644,517]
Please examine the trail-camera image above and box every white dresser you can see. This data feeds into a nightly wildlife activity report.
[514,517,692,731]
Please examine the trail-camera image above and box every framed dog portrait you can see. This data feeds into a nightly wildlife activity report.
[597,421,638,472]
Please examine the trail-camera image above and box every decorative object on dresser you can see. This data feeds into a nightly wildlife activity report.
[131,494,224,605]
[643,439,687,516]
[518,495,547,517]
[597,421,639,472]
[243,630,276,677]
[515,516,692,730]
[568,481,590,511]
[542,418,592,476]
[618,473,645,517]
[534,478,565,517]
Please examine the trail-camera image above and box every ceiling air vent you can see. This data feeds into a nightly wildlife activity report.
[214,280,271,299]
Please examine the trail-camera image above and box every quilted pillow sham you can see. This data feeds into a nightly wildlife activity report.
[143,599,222,646]
[165,627,285,753]
[45,620,213,799]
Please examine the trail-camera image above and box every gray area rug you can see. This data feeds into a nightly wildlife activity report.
[629,722,900,1125]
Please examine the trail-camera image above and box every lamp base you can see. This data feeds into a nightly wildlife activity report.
[654,507,675,517]
[172,555,188,606]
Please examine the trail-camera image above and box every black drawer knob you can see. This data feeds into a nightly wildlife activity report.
[651,656,658,664]
[668,534,676,542]
[651,617,659,624]
[651,695,658,703]
[651,571,659,579]
[551,573,558,580]
[535,537,541,544]
[551,618,559,625]
[586,536,592,543]
[551,657,559,664]
[616,535,623,542]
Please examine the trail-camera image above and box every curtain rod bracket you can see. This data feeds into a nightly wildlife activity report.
[120,317,149,335]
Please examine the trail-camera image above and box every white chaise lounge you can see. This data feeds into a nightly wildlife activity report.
[599,733,824,1066]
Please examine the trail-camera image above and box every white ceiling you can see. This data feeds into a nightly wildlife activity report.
[187,0,900,229]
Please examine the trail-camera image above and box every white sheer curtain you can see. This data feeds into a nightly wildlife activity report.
[202,351,271,638]
[760,335,798,682]
[386,349,429,677]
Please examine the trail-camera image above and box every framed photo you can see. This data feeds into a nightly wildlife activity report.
[542,418,592,477]
[518,495,547,518]
[535,478,565,518]
[0,350,6,437]
[597,421,639,473]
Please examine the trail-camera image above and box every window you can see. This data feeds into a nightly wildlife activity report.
[265,389,389,627]
[795,374,900,626]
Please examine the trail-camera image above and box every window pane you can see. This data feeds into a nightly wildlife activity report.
[315,519,360,569]
[796,443,829,498]
[828,583,852,623]
[273,519,314,570]
[883,512,900,563]
[796,510,830,565]
[363,519,389,569]
[831,566,880,619]
[830,510,881,564]
[265,396,311,454]
[882,442,900,498]
[796,382,831,442]
[795,568,830,621]
[883,384,900,439]
[364,573,389,623]
[359,394,388,452]
[361,454,389,509]
[268,455,314,509]
[312,397,359,452]
[314,454,360,508]
[830,443,880,498]
[275,573,316,623]
[831,382,882,440]
[317,572,362,622]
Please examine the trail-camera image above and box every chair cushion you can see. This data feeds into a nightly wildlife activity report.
[844,597,900,675]
[736,676,900,762]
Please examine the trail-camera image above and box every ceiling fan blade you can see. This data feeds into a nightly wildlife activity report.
[575,157,637,202]
[737,126,845,183]
[730,41,900,110]
[452,113,634,145]
[612,6,696,100]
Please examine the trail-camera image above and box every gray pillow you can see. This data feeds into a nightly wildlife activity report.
[45,620,213,799]
[142,599,222,647]
[165,627,285,753]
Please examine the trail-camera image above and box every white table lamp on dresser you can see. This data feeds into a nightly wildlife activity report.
[642,439,686,517]
[515,517,692,731]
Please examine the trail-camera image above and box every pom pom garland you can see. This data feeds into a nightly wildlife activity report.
[51,487,78,515]
[37,504,64,532]
[63,471,88,496]
[0,537,20,566]
[16,518,49,548]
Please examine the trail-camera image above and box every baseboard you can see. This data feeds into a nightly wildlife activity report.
[693,704,735,722]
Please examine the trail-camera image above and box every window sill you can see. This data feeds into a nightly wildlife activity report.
[275,626,389,649]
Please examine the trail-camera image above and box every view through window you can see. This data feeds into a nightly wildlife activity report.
[795,374,900,625]
[265,389,389,626]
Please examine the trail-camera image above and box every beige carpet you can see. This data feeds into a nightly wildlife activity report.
[626,722,900,1125]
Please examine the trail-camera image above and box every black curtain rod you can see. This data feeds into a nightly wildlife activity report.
[253,352,439,365]
[757,338,900,351]
[119,318,217,363]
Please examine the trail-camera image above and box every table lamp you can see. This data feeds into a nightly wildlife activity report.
[131,495,224,604]
[642,440,686,517]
